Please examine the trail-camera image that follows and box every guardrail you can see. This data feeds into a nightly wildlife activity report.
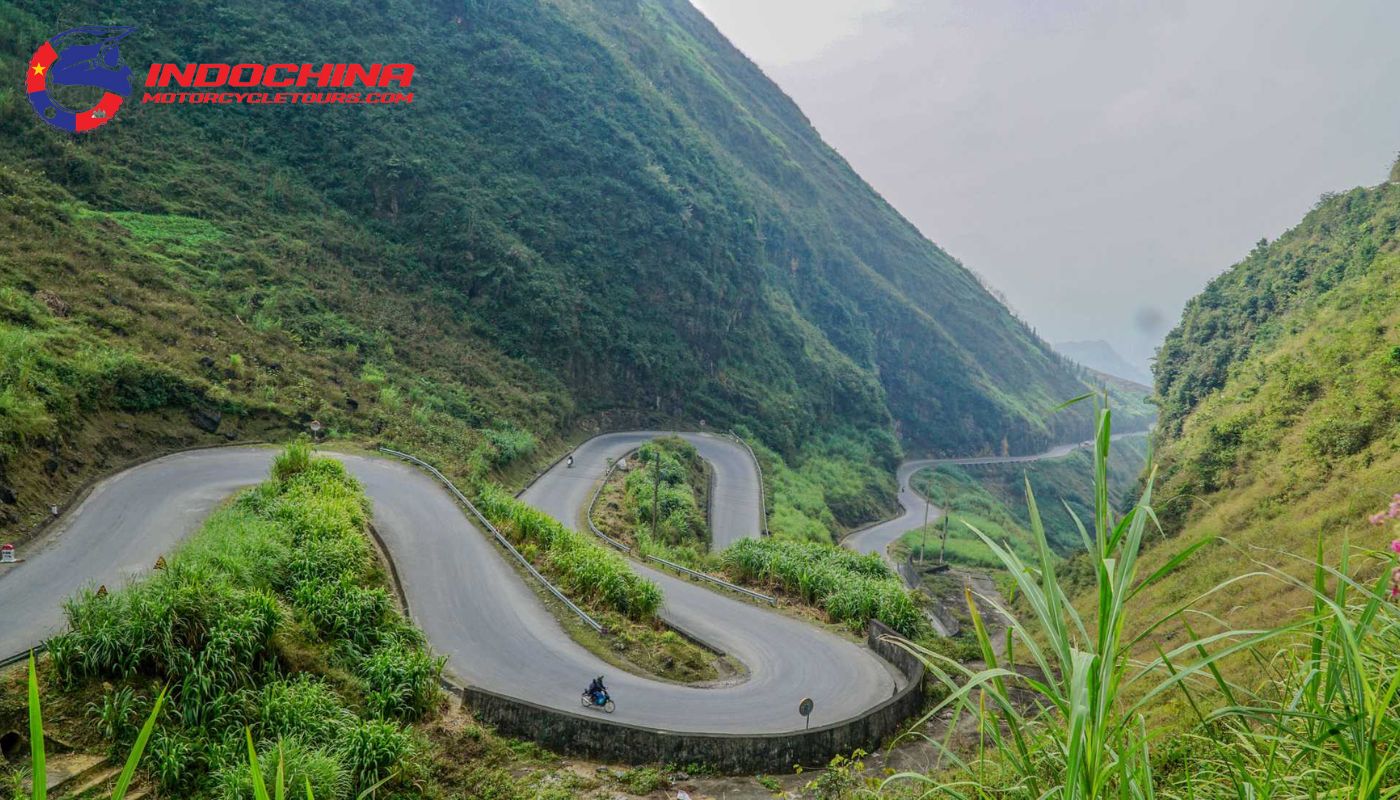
[0,644,44,671]
[584,453,632,554]
[378,447,604,634]
[727,430,769,536]
[643,553,776,605]
[584,445,776,605]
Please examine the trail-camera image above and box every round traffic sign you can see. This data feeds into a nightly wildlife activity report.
[798,697,814,717]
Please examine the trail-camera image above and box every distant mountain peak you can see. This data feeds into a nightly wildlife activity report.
[1054,340,1152,386]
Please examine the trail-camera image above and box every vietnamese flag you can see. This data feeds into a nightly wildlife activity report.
[26,41,56,94]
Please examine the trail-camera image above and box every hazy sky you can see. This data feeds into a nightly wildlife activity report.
[691,0,1400,371]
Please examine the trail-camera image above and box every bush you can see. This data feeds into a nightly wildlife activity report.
[1305,414,1373,457]
[212,738,350,800]
[336,718,413,789]
[723,539,925,636]
[482,426,538,466]
[256,677,356,742]
[272,438,312,481]
[48,443,438,793]
[292,578,392,647]
[624,438,708,547]
[357,638,444,720]
[475,483,663,620]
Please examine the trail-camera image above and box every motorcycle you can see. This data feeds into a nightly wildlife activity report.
[581,690,615,713]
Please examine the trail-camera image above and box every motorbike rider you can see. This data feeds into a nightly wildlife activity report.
[566,454,574,468]
[586,675,607,705]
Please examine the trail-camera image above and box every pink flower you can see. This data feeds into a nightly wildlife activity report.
[1392,540,1400,554]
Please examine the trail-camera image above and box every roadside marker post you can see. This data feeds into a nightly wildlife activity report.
[0,544,14,563]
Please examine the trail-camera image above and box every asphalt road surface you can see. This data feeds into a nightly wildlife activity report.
[0,438,897,734]
[844,432,1148,568]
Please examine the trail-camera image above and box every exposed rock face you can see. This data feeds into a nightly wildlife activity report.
[0,461,13,505]
[189,406,222,433]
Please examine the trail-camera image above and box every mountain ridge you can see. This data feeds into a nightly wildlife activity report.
[1054,339,1152,386]
[0,0,1145,542]
[1129,166,1400,687]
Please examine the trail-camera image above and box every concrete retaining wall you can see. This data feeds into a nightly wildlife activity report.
[899,555,961,637]
[464,620,925,773]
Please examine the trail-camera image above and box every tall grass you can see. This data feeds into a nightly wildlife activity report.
[475,483,663,619]
[878,405,1400,798]
[20,662,389,800]
[624,437,708,548]
[37,444,438,798]
[23,652,166,800]
[724,538,926,637]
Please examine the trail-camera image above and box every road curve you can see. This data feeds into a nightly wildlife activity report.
[844,433,1148,568]
[0,440,897,734]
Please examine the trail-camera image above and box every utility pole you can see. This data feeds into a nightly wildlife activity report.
[652,448,661,542]
[939,492,950,565]
[920,486,930,564]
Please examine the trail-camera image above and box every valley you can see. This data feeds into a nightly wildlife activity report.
[2,1,1398,798]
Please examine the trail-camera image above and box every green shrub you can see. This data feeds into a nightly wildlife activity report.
[617,765,668,794]
[213,738,350,800]
[256,677,356,743]
[624,438,709,548]
[46,443,439,793]
[292,578,392,647]
[723,539,924,636]
[336,718,413,789]
[482,426,538,466]
[88,686,143,753]
[272,439,313,481]
[357,639,444,721]
[476,483,663,620]
[1304,414,1373,457]
[147,727,208,796]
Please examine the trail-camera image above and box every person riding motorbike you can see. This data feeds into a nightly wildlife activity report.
[586,675,607,705]
[566,454,574,468]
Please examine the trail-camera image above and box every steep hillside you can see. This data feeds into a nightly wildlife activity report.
[1134,165,1400,675]
[0,0,1136,540]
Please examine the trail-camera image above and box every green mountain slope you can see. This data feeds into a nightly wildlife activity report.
[1135,163,1400,671]
[0,0,1140,538]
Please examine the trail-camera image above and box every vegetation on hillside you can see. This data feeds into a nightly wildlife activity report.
[473,484,663,621]
[586,436,925,637]
[1155,179,1400,437]
[875,411,1400,798]
[723,539,925,637]
[0,0,1148,549]
[899,434,1150,568]
[747,428,903,542]
[6,444,683,800]
[1133,175,1400,695]
[28,445,439,798]
[622,437,710,552]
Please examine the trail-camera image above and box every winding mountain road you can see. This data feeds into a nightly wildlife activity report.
[844,433,1147,568]
[0,436,896,735]
[0,429,1146,736]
